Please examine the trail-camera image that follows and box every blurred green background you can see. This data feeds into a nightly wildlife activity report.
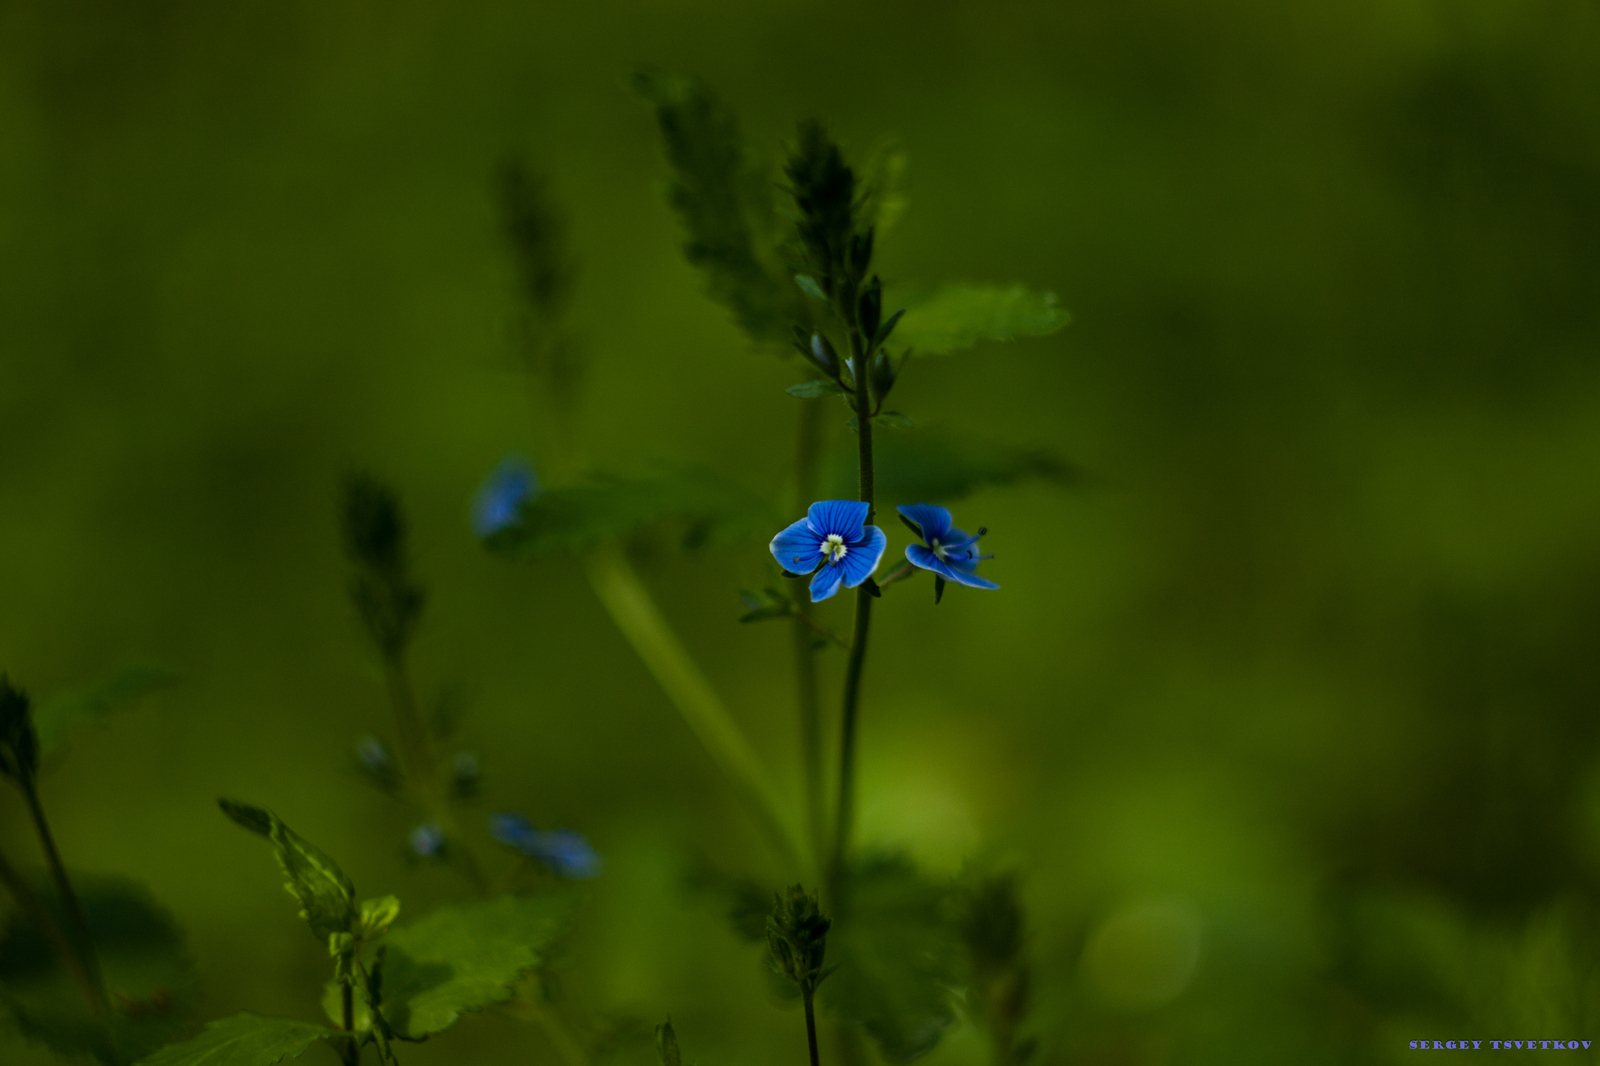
[3,0,1600,1062]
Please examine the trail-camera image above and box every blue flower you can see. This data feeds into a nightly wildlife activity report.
[769,500,888,602]
[896,503,999,590]
[490,812,603,880]
[356,735,390,772]
[409,822,445,858]
[472,455,540,538]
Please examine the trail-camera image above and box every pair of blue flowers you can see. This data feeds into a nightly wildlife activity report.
[409,813,602,880]
[770,500,997,603]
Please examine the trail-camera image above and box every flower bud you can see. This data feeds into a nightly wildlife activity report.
[809,334,838,377]
[767,884,834,991]
[858,276,882,341]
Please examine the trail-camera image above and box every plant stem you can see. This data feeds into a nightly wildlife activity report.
[339,979,360,1066]
[585,543,802,868]
[0,844,102,1015]
[802,985,822,1066]
[21,783,109,1009]
[380,653,490,895]
[792,396,828,874]
[830,337,875,907]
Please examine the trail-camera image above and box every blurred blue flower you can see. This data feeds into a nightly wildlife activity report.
[472,455,540,538]
[356,736,391,773]
[896,503,998,590]
[769,500,888,602]
[490,812,603,880]
[409,821,444,858]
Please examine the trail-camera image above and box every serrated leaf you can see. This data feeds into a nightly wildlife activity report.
[631,70,802,347]
[135,1013,333,1066]
[892,284,1068,355]
[32,665,178,756]
[482,466,778,559]
[0,875,199,1064]
[323,894,577,1040]
[219,801,355,942]
[820,855,959,1063]
[786,380,843,400]
[824,425,1081,504]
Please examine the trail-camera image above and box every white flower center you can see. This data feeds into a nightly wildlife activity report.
[821,534,849,562]
[931,538,947,559]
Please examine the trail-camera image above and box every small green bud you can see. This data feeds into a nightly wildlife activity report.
[870,350,896,402]
[858,275,882,341]
[766,884,834,992]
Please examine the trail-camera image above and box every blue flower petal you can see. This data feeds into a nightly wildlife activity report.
[809,562,846,602]
[770,517,825,573]
[807,500,871,540]
[838,524,887,588]
[473,456,540,538]
[490,811,538,849]
[531,830,603,880]
[896,503,953,543]
[905,543,1000,590]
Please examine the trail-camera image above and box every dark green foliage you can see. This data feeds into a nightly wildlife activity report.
[482,467,778,558]
[0,676,38,785]
[654,1018,680,1066]
[322,894,577,1040]
[821,855,959,1063]
[960,874,1034,1065]
[0,876,198,1065]
[890,284,1068,355]
[341,474,425,659]
[632,71,801,347]
[218,801,356,942]
[825,426,1080,504]
[785,121,862,307]
[785,380,845,400]
[134,1013,333,1066]
[32,665,178,757]
[499,159,574,321]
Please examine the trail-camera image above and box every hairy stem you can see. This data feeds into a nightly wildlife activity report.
[585,543,801,868]
[340,980,360,1066]
[803,985,822,1066]
[792,396,828,873]
[830,336,875,906]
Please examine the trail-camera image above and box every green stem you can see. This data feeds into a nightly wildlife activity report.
[792,396,828,874]
[382,653,489,895]
[339,980,360,1066]
[802,985,822,1066]
[22,784,109,1007]
[0,844,102,1015]
[585,543,801,869]
[830,336,875,907]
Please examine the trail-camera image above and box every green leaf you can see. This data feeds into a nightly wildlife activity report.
[483,466,778,559]
[825,425,1081,504]
[0,876,200,1065]
[876,412,915,430]
[631,70,802,347]
[134,1013,333,1066]
[891,284,1069,355]
[357,896,401,940]
[793,274,827,302]
[323,894,577,1040]
[786,379,844,400]
[218,801,356,941]
[32,664,178,756]
[820,855,960,1063]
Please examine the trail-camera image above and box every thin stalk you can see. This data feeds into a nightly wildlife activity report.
[802,986,822,1066]
[0,845,102,1014]
[792,395,827,874]
[585,543,801,869]
[381,654,490,895]
[830,337,875,907]
[22,784,108,1008]
[339,980,360,1066]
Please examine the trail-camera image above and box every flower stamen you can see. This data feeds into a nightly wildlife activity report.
[820,534,849,564]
